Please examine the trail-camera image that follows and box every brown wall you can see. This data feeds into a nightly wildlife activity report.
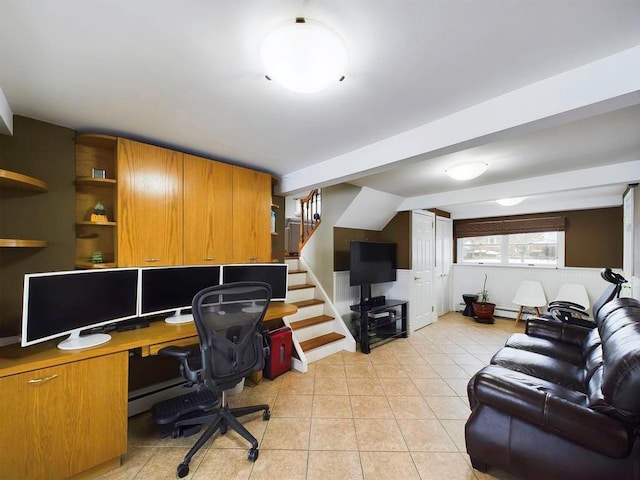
[452,207,623,268]
[0,116,76,337]
[334,211,412,271]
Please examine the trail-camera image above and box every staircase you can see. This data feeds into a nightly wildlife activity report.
[283,256,356,372]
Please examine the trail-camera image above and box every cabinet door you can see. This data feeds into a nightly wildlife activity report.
[0,353,128,480]
[184,154,233,265]
[232,166,272,263]
[117,138,184,266]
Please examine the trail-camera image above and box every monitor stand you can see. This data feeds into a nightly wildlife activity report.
[165,310,194,324]
[242,301,265,314]
[58,330,111,351]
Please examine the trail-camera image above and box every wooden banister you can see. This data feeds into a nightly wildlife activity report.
[299,189,321,252]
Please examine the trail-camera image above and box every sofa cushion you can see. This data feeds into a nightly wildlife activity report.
[491,347,586,392]
[505,333,583,365]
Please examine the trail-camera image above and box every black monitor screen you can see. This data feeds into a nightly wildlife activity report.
[22,268,139,346]
[221,264,288,301]
[140,265,221,316]
[349,241,397,286]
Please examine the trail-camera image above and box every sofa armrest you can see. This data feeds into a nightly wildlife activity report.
[472,368,631,457]
[525,318,592,346]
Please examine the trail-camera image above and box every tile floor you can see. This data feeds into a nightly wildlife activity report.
[98,312,525,480]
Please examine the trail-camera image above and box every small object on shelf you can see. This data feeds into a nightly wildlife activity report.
[90,251,104,264]
[270,210,276,234]
[90,201,109,222]
[91,168,106,179]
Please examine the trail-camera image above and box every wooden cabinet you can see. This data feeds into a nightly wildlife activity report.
[183,154,234,265]
[75,134,118,268]
[0,352,128,479]
[117,139,184,267]
[232,166,272,263]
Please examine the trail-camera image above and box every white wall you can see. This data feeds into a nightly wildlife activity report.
[451,264,620,319]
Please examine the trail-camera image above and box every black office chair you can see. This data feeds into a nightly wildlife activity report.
[151,282,272,478]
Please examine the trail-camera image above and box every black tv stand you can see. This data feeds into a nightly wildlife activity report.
[350,299,408,354]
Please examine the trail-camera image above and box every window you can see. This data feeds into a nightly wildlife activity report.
[458,232,564,266]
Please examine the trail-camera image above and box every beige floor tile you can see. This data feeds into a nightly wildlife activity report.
[314,375,349,395]
[449,353,487,367]
[191,448,253,480]
[387,395,436,420]
[462,363,487,376]
[359,451,419,479]
[383,342,419,355]
[379,377,421,396]
[425,396,472,420]
[372,363,408,378]
[312,394,353,418]
[439,419,468,452]
[411,452,478,480]
[397,419,458,452]
[415,343,443,354]
[463,343,494,354]
[315,352,345,365]
[95,446,157,480]
[342,351,373,364]
[347,377,385,396]
[438,344,469,354]
[432,364,473,379]
[350,395,395,419]
[423,353,457,365]
[472,351,495,363]
[402,363,440,378]
[271,394,313,418]
[445,378,473,397]
[307,450,363,480]
[309,417,358,450]
[208,413,269,449]
[345,363,377,378]
[279,373,315,395]
[315,363,347,377]
[394,353,427,364]
[133,446,206,480]
[412,378,458,396]
[228,392,277,409]
[244,377,282,395]
[368,350,400,365]
[248,449,308,480]
[260,417,310,450]
[354,418,407,451]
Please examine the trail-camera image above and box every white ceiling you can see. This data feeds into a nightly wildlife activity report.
[1,0,639,219]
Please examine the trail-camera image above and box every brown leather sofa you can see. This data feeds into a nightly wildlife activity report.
[465,297,640,480]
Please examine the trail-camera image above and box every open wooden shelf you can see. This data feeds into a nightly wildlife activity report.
[75,133,117,150]
[75,260,117,269]
[0,239,47,248]
[76,221,117,227]
[0,169,48,192]
[75,177,117,187]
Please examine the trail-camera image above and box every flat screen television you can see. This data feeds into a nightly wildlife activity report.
[221,264,288,301]
[349,241,397,286]
[140,265,221,324]
[22,268,139,350]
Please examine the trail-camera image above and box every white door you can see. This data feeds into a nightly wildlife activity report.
[435,217,453,315]
[411,210,436,331]
[623,187,635,298]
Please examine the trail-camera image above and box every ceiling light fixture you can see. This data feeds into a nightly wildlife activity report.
[260,17,348,94]
[444,162,489,181]
[496,197,525,206]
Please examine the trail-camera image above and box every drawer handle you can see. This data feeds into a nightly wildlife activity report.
[144,258,160,263]
[28,374,59,385]
[204,257,215,261]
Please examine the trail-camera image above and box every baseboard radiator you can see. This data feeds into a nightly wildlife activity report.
[456,303,538,320]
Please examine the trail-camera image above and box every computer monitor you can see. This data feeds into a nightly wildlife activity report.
[140,265,221,324]
[22,268,140,351]
[221,264,288,301]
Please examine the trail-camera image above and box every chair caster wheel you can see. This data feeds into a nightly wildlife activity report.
[220,424,228,435]
[263,410,271,421]
[177,463,190,478]
[248,448,259,462]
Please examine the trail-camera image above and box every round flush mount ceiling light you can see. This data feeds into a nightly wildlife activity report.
[496,197,525,206]
[260,17,348,94]
[444,162,489,181]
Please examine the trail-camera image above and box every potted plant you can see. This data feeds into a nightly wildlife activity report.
[472,274,496,324]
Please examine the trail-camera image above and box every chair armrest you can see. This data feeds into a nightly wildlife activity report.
[549,300,586,311]
[525,318,592,345]
[158,345,193,359]
[472,368,631,457]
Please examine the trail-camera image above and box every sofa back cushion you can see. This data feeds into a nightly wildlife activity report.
[598,299,640,421]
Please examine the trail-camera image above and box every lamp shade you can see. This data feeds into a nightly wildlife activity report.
[260,18,348,94]
[444,162,489,181]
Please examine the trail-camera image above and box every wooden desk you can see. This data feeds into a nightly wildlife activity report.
[0,302,297,480]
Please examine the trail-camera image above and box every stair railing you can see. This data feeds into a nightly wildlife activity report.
[299,189,321,252]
